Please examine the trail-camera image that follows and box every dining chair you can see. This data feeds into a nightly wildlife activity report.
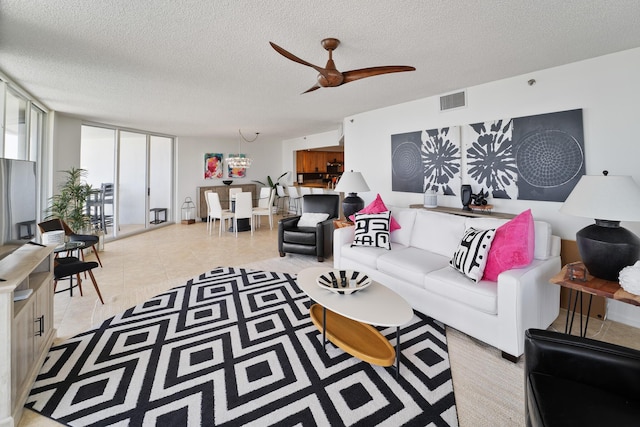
[38,218,103,268]
[206,191,234,236]
[287,186,302,215]
[252,188,276,229]
[233,192,253,237]
[54,257,105,304]
[228,188,242,210]
[276,185,288,215]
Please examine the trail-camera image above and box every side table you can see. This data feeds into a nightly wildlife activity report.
[333,219,353,229]
[550,262,640,337]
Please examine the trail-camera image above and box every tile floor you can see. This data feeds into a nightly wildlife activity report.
[19,216,640,426]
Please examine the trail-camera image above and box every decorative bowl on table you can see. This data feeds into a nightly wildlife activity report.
[222,180,233,186]
[316,270,372,295]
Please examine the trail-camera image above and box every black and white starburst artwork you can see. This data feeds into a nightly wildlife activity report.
[421,127,461,196]
[466,119,518,199]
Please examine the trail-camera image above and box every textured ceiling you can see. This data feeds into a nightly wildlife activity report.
[2,0,640,143]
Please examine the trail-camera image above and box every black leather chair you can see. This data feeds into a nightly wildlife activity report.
[39,218,103,267]
[278,194,340,262]
[54,257,104,304]
[524,328,640,427]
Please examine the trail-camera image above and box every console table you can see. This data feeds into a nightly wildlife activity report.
[409,204,516,219]
[197,184,257,220]
[0,243,55,426]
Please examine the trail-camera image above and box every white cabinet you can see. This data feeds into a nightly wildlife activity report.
[0,244,55,427]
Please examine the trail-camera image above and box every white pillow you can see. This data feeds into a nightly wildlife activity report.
[351,211,391,250]
[297,212,330,227]
[450,227,496,282]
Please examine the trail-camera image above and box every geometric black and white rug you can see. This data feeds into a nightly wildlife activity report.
[27,267,458,426]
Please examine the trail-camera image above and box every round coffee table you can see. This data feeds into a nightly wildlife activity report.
[297,267,413,377]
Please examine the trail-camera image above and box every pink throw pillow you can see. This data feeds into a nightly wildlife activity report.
[348,193,401,232]
[482,209,535,281]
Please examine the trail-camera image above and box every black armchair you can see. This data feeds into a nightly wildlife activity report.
[278,194,340,262]
[524,328,640,427]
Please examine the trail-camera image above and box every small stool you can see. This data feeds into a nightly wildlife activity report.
[150,208,168,224]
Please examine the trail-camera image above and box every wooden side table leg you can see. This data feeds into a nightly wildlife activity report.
[322,306,327,353]
[582,294,594,338]
[565,289,573,334]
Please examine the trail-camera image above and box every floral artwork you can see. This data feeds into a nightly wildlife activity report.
[391,127,461,195]
[465,119,517,199]
[228,154,247,178]
[204,153,223,179]
[421,127,461,195]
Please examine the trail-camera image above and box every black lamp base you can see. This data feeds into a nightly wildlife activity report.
[576,221,640,281]
[342,192,364,221]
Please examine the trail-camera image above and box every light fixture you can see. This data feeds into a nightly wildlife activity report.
[226,129,259,168]
[560,171,640,281]
[334,170,370,221]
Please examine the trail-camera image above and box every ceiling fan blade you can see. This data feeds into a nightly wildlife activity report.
[342,66,416,84]
[302,83,321,94]
[269,42,328,77]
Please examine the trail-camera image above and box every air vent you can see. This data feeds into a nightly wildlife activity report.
[440,91,466,111]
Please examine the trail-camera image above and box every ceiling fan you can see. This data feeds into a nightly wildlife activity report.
[269,38,416,94]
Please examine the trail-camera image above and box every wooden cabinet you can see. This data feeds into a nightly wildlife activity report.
[296,151,343,173]
[196,184,257,220]
[1,244,55,427]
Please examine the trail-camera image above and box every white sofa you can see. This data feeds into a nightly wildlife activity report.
[333,208,561,360]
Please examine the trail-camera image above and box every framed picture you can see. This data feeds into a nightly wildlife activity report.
[228,154,247,178]
[204,153,223,179]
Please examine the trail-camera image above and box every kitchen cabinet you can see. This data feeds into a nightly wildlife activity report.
[296,151,343,173]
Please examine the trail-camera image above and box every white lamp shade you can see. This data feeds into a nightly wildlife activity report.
[560,175,640,222]
[334,171,370,194]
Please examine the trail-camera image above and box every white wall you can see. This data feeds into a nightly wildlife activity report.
[176,136,284,217]
[343,47,640,327]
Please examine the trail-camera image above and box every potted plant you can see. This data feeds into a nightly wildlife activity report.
[253,172,288,191]
[253,172,289,213]
[46,167,97,233]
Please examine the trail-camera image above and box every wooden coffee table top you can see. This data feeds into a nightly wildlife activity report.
[309,304,396,366]
[297,267,414,327]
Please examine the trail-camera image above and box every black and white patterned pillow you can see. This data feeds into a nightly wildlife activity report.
[351,211,391,250]
[450,227,496,282]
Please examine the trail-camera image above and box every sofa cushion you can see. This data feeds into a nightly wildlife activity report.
[349,193,401,231]
[533,221,552,260]
[283,229,316,245]
[425,267,498,314]
[410,210,467,257]
[377,247,450,287]
[450,227,496,282]
[483,209,535,281]
[389,208,417,246]
[352,211,391,249]
[340,243,408,270]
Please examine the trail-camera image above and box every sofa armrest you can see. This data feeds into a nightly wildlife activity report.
[316,219,335,258]
[494,255,562,356]
[278,216,300,253]
[333,225,355,268]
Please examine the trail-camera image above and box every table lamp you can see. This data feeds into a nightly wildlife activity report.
[334,170,370,220]
[560,171,640,281]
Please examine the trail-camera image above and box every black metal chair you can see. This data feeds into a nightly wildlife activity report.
[38,218,103,267]
[54,257,104,304]
[278,194,339,262]
[525,328,640,427]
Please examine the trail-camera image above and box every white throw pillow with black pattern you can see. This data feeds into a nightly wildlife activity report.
[450,227,496,282]
[351,211,392,250]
